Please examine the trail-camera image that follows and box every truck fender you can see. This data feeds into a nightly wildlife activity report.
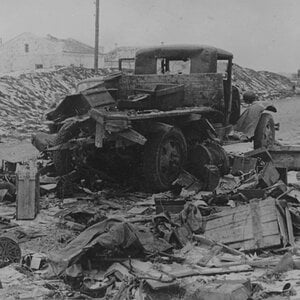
[146,122,174,134]
[264,105,277,113]
[235,103,275,138]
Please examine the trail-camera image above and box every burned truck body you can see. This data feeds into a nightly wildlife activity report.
[43,45,276,191]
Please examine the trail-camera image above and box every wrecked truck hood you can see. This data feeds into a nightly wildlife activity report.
[46,83,116,122]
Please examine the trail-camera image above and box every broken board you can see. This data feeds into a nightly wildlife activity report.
[16,164,40,220]
[246,145,300,171]
[204,197,292,251]
[119,73,224,108]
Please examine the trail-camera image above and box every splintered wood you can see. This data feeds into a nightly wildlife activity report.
[204,197,294,251]
[16,163,40,220]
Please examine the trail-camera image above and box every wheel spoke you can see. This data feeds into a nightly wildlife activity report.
[0,238,21,264]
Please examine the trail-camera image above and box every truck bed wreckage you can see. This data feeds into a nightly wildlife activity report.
[33,45,277,193]
[2,45,300,299]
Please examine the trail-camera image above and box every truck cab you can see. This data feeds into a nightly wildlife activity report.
[120,45,238,128]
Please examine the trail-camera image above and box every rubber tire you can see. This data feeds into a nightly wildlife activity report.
[253,113,275,149]
[52,122,79,175]
[206,141,230,175]
[143,127,187,192]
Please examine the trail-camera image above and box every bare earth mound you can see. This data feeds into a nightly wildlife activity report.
[0,65,293,139]
[0,67,97,139]
[233,64,293,99]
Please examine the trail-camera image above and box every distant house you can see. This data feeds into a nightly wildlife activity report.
[0,32,104,73]
[104,46,140,69]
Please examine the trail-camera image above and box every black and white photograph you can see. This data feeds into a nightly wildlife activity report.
[1,0,300,299]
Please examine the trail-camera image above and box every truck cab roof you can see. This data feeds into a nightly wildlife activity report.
[136,44,233,60]
[135,44,233,74]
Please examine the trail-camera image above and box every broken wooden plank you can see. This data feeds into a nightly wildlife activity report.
[231,156,257,175]
[247,145,300,171]
[285,207,295,247]
[127,206,150,215]
[121,259,177,290]
[195,265,253,275]
[204,198,285,251]
[276,206,288,247]
[205,220,279,245]
[250,200,263,247]
[205,197,277,230]
[95,122,104,148]
[16,164,39,220]
[228,234,282,251]
[193,235,246,257]
[119,73,224,108]
[205,203,277,231]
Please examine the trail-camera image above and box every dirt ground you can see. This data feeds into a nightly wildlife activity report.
[273,96,300,145]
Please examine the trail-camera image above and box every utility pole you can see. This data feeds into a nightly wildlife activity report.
[94,0,100,73]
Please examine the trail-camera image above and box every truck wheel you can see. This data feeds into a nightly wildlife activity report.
[52,122,79,175]
[253,113,275,149]
[143,127,187,192]
[0,236,21,267]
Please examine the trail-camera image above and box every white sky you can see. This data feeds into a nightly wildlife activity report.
[0,0,299,73]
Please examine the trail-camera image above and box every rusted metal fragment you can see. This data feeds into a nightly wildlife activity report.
[47,85,115,122]
[117,129,147,145]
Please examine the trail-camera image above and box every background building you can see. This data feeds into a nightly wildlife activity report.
[104,46,140,69]
[0,32,104,73]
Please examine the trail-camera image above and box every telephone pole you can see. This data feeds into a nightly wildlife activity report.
[94,0,100,73]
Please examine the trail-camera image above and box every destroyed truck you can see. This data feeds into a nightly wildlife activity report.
[40,45,276,191]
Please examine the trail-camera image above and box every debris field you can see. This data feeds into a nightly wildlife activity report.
[0,60,298,299]
[1,136,300,299]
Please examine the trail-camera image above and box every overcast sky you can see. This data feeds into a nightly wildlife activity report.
[0,0,299,73]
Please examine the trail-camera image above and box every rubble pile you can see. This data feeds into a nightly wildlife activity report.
[0,64,294,141]
[233,64,294,100]
[2,142,300,299]
[0,67,100,139]
[0,64,292,144]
